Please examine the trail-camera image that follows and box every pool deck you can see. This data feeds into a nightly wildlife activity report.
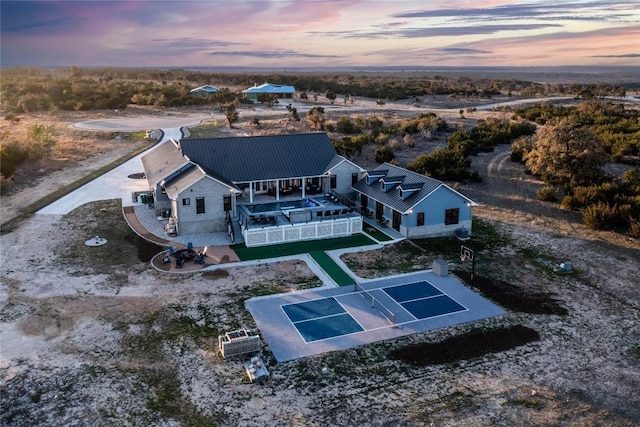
[245,270,505,362]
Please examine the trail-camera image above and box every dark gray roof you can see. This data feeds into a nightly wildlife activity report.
[164,165,208,198]
[399,182,424,191]
[352,163,457,213]
[179,133,338,182]
[381,175,405,183]
[141,139,190,187]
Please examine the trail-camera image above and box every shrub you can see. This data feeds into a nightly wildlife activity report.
[582,202,628,230]
[511,136,533,163]
[537,186,559,202]
[628,217,640,238]
[336,116,358,134]
[374,145,395,163]
[583,203,608,230]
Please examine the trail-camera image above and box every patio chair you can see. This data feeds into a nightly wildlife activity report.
[176,258,185,268]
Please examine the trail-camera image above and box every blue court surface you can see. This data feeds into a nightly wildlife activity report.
[246,270,505,362]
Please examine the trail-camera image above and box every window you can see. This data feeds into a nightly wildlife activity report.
[417,212,425,226]
[196,197,205,214]
[223,195,232,212]
[445,208,459,225]
[351,173,359,185]
[182,198,190,206]
[330,175,337,189]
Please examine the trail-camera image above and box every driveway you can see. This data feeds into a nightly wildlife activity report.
[37,120,189,215]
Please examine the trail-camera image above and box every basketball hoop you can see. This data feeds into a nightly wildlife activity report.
[460,244,476,288]
[460,245,474,262]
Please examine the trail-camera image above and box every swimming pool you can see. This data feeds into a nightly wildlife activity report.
[244,198,319,214]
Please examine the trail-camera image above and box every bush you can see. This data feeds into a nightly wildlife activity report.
[628,217,640,238]
[0,141,30,178]
[511,136,533,163]
[374,145,395,163]
[583,203,608,230]
[336,116,359,134]
[537,186,559,202]
[582,202,628,230]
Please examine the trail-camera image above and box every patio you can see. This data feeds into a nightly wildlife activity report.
[236,193,363,247]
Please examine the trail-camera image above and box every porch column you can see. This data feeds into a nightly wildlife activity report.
[301,180,306,198]
[250,182,254,203]
[276,179,280,200]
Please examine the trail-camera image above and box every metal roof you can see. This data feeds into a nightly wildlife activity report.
[242,83,295,94]
[353,163,467,213]
[190,85,219,93]
[164,164,207,198]
[179,133,339,182]
[141,139,190,187]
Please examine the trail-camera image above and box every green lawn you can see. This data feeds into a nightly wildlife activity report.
[231,234,376,261]
[309,251,355,286]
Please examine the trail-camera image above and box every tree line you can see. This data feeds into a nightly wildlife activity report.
[1,66,630,115]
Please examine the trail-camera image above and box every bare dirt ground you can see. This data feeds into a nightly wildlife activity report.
[1,97,639,426]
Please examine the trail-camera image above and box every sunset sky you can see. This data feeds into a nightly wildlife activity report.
[1,0,638,69]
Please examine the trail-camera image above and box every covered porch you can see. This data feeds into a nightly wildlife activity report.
[236,175,328,204]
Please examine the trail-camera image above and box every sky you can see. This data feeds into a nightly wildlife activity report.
[1,0,638,69]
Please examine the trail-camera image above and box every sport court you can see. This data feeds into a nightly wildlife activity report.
[246,270,505,362]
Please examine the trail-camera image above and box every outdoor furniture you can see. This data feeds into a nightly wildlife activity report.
[161,256,171,264]
[176,258,185,268]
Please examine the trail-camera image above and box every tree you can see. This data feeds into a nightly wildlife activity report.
[286,104,300,121]
[374,145,395,163]
[225,104,239,128]
[306,106,325,130]
[326,91,337,104]
[524,118,608,186]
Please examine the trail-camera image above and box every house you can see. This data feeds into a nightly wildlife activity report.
[352,163,477,238]
[140,133,364,245]
[242,83,295,102]
[190,85,219,97]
